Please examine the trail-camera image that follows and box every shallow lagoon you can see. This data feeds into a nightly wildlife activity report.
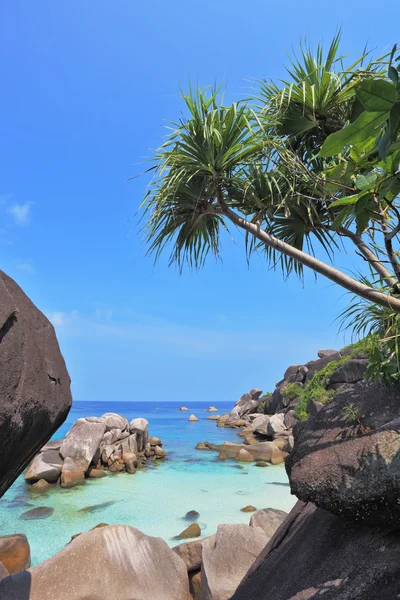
[0,401,296,565]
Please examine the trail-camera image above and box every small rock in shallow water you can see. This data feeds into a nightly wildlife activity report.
[31,479,52,492]
[177,523,201,539]
[254,461,269,467]
[87,468,106,479]
[241,505,257,512]
[20,507,54,520]
[183,510,200,521]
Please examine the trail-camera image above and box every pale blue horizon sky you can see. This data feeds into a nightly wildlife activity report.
[1,1,398,402]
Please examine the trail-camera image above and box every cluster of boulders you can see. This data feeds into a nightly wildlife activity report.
[24,413,165,490]
[203,347,370,466]
[0,508,287,599]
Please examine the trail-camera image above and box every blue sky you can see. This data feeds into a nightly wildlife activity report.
[1,1,398,402]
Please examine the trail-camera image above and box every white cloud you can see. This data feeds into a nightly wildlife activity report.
[15,260,35,274]
[48,310,78,327]
[7,202,34,226]
[44,307,323,360]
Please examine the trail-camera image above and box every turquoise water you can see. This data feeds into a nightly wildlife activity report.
[0,401,296,565]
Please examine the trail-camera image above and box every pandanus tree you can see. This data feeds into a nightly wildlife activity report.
[140,35,400,317]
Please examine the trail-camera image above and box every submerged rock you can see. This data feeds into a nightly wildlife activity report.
[0,270,72,497]
[20,507,54,520]
[183,510,200,521]
[0,534,30,574]
[0,525,189,600]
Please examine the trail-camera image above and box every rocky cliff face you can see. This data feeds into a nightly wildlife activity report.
[0,271,72,497]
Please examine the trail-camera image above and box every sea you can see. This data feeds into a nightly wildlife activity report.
[0,401,296,565]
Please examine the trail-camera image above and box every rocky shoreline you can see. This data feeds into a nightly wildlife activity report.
[24,412,166,492]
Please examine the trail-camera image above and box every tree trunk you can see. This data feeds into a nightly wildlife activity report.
[223,206,400,313]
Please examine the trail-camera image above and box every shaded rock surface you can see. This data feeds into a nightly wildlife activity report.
[173,536,215,572]
[178,523,201,540]
[0,525,189,600]
[286,381,400,527]
[232,501,400,600]
[0,270,72,497]
[201,524,268,600]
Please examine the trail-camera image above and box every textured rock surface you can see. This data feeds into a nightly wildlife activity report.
[0,270,72,497]
[231,389,263,418]
[0,534,30,575]
[232,501,400,600]
[328,359,368,385]
[0,562,9,582]
[60,418,106,472]
[286,382,400,527]
[249,508,287,541]
[201,524,267,600]
[25,450,63,484]
[0,525,189,600]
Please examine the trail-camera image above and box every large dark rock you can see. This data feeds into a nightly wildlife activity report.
[286,382,400,528]
[304,351,342,383]
[232,501,400,600]
[328,359,368,385]
[0,271,72,497]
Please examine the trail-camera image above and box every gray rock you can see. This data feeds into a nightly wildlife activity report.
[252,415,270,436]
[305,352,342,382]
[231,389,263,418]
[328,359,368,385]
[173,535,215,572]
[100,413,129,431]
[0,270,72,496]
[283,410,297,429]
[268,382,288,413]
[283,365,301,381]
[40,439,63,452]
[60,418,106,472]
[249,508,287,541]
[201,524,268,600]
[287,381,400,528]
[232,501,400,600]
[25,451,63,484]
[318,349,339,358]
[120,433,138,456]
[267,413,286,438]
[129,418,149,452]
[306,399,323,415]
[295,365,308,383]
[0,525,189,600]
